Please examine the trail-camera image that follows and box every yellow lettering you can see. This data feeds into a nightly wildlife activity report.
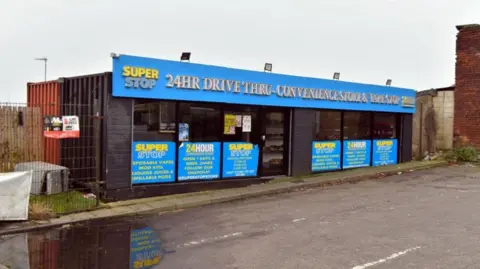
[229,144,253,150]
[122,66,131,77]
[135,143,168,152]
[152,69,159,79]
[123,66,159,79]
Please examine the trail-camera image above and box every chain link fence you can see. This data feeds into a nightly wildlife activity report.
[0,102,101,217]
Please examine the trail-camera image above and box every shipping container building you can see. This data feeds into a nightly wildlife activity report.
[27,73,110,190]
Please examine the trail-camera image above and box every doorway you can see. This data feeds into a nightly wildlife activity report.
[260,108,289,177]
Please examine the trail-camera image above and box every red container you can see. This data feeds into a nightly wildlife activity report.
[27,81,61,165]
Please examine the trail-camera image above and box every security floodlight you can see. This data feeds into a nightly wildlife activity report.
[264,63,273,72]
[110,53,120,59]
[333,72,340,80]
[181,52,191,62]
[386,79,392,86]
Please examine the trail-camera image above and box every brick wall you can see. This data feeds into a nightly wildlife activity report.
[454,24,480,147]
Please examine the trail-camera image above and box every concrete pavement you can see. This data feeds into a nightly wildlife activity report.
[0,160,446,235]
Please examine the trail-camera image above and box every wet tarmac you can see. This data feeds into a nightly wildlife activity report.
[0,216,170,269]
[2,165,480,269]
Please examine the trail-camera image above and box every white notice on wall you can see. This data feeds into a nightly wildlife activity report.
[242,115,251,132]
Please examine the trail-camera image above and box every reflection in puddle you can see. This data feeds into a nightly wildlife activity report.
[0,220,167,269]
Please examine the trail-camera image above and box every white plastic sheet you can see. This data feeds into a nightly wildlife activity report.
[0,171,32,221]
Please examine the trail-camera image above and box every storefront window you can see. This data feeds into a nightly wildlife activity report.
[223,107,258,143]
[132,100,177,185]
[133,100,176,141]
[372,113,398,166]
[311,110,342,172]
[314,111,341,140]
[223,107,260,178]
[373,113,396,139]
[343,112,371,140]
[178,103,221,181]
[178,103,221,142]
[342,111,371,169]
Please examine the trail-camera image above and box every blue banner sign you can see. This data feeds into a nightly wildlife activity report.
[131,142,176,184]
[178,142,220,181]
[372,139,398,166]
[222,142,259,178]
[130,227,163,269]
[342,140,372,169]
[311,141,341,172]
[112,55,416,113]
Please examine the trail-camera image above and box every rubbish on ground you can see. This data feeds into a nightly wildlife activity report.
[83,193,96,199]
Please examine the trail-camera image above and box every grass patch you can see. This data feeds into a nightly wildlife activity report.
[30,191,99,215]
[29,201,54,220]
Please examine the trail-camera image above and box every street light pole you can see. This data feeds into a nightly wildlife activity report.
[34,57,48,81]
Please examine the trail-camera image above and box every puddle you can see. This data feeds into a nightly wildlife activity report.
[0,218,169,269]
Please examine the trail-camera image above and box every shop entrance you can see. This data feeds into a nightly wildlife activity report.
[260,108,289,176]
[222,106,289,178]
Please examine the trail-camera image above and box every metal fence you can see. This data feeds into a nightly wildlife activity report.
[0,102,101,217]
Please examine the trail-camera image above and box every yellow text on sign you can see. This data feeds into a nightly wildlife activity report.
[314,142,335,149]
[135,144,168,152]
[133,257,161,269]
[348,141,366,149]
[376,141,393,146]
[122,66,159,79]
[229,144,253,150]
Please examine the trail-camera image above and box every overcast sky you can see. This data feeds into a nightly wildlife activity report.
[1,0,479,102]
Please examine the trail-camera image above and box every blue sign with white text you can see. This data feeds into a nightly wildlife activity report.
[130,227,163,269]
[223,142,259,178]
[372,139,398,166]
[112,55,416,113]
[342,140,372,169]
[131,141,176,184]
[312,141,341,172]
[178,142,220,181]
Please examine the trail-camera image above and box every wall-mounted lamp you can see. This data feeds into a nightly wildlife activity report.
[264,63,273,73]
[333,72,340,80]
[180,52,191,62]
[386,79,392,86]
[110,53,120,59]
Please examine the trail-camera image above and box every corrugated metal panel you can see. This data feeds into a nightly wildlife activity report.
[27,81,61,164]
[60,72,110,184]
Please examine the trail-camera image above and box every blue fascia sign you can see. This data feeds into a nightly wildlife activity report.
[112,55,416,113]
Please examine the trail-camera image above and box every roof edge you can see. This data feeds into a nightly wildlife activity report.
[456,24,480,30]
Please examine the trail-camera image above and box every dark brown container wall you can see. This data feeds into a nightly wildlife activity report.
[60,72,110,184]
[27,81,61,164]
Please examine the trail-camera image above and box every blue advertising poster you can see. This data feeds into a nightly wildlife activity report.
[222,142,259,178]
[130,227,163,269]
[178,142,221,181]
[112,55,416,114]
[372,139,398,166]
[311,141,341,172]
[342,140,372,169]
[131,141,176,184]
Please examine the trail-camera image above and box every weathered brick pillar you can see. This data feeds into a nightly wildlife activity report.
[454,24,480,147]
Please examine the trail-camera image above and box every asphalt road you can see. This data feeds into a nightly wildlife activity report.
[4,164,480,269]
